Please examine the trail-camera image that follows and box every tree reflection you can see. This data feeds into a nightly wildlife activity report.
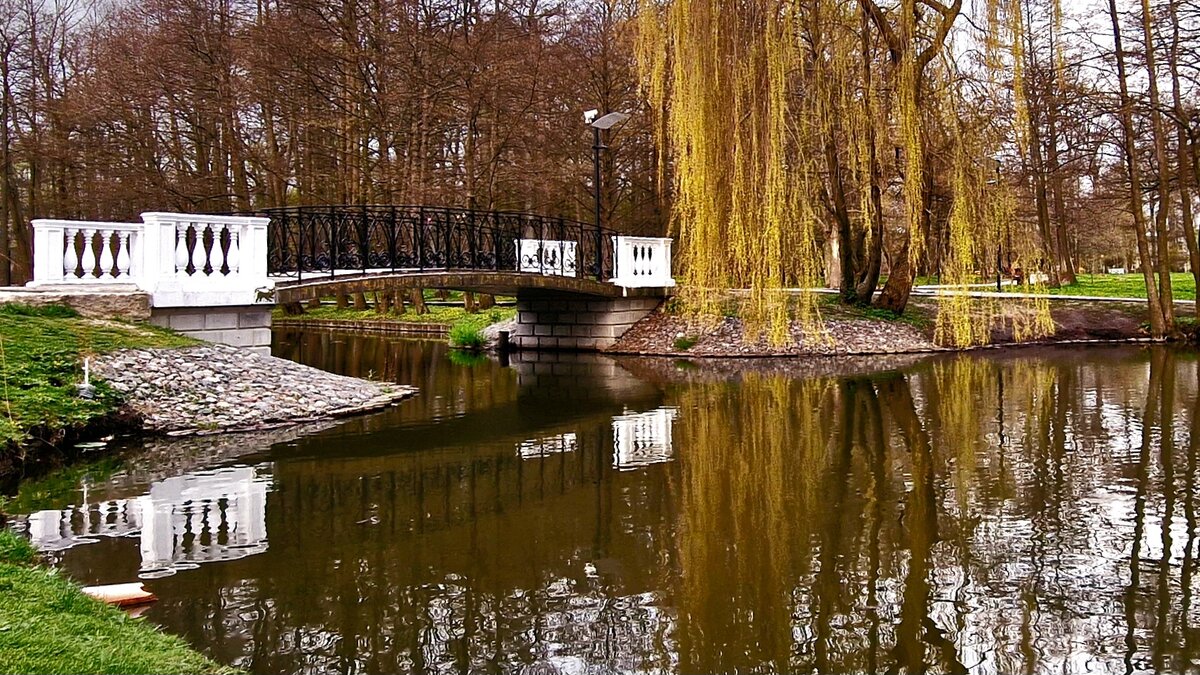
[44,344,1200,675]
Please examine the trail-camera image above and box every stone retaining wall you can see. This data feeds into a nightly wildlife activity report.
[511,294,661,350]
[150,306,273,354]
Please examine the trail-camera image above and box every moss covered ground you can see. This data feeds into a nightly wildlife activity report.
[0,530,230,675]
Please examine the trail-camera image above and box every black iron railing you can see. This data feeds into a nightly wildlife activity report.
[245,205,616,281]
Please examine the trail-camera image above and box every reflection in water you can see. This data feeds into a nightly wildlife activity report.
[518,432,578,459]
[20,338,1200,674]
[22,466,271,579]
[613,407,679,470]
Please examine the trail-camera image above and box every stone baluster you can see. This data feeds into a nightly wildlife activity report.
[175,222,191,275]
[116,231,132,279]
[208,223,226,276]
[62,227,78,279]
[98,230,115,279]
[226,225,241,275]
[80,229,98,279]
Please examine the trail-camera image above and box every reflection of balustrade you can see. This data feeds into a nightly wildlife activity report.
[30,212,271,307]
[516,239,577,277]
[612,407,679,470]
[518,432,578,459]
[22,466,271,579]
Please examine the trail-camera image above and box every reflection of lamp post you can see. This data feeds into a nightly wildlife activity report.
[584,110,629,279]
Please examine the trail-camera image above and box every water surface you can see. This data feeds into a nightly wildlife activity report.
[13,332,1200,674]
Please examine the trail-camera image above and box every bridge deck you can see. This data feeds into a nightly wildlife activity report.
[273,269,670,303]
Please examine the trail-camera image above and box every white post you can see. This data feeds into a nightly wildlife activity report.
[138,213,181,295]
[240,217,270,280]
[31,220,66,283]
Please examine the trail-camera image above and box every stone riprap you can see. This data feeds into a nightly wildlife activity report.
[94,344,416,435]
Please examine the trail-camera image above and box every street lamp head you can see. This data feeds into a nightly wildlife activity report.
[583,109,599,124]
[590,111,630,130]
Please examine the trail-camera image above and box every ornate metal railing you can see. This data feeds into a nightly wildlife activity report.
[247,205,618,281]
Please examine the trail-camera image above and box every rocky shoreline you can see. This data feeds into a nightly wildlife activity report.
[94,344,416,435]
[605,297,1149,357]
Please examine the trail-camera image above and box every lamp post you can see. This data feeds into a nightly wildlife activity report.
[987,158,1003,291]
[584,109,629,278]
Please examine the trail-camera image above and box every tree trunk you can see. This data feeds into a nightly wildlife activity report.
[409,289,427,314]
[1138,0,1175,329]
[1108,0,1166,338]
[1167,0,1199,318]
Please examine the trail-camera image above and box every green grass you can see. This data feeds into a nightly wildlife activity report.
[1024,273,1197,301]
[275,303,516,326]
[0,305,195,445]
[0,530,231,675]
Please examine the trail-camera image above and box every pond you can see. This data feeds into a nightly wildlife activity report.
[9,332,1200,674]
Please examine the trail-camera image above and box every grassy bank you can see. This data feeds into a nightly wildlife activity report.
[0,530,230,675]
[0,305,194,448]
[274,302,517,351]
[274,303,514,326]
[1041,273,1197,301]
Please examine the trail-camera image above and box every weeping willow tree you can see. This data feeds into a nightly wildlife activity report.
[637,0,1055,347]
[636,0,825,342]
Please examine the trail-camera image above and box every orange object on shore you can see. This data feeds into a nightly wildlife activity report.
[80,582,158,607]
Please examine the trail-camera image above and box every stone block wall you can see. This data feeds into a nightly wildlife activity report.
[150,306,273,354]
[511,293,660,351]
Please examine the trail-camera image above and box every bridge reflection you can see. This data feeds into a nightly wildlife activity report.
[24,466,272,579]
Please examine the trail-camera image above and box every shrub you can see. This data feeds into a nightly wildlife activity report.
[449,321,486,350]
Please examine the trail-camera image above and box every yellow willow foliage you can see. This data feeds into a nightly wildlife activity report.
[635,0,669,195]
[1009,0,1031,156]
[636,0,822,343]
[897,0,926,266]
[936,143,990,347]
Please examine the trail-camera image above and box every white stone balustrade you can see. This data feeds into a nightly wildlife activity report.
[30,212,272,307]
[611,236,675,288]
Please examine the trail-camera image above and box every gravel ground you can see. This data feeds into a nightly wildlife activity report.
[94,344,416,435]
[610,311,943,357]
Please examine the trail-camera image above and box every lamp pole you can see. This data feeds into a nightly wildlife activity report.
[988,158,1003,292]
[592,124,603,232]
[584,109,629,277]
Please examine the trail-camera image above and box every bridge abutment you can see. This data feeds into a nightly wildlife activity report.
[150,306,273,355]
[512,292,660,351]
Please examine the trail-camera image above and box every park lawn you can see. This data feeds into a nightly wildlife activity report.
[0,305,195,446]
[1044,273,1196,301]
[275,303,516,327]
[0,531,231,675]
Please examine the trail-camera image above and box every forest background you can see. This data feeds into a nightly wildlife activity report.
[0,0,1196,338]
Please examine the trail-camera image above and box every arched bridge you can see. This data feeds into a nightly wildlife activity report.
[254,205,674,303]
[26,205,675,351]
